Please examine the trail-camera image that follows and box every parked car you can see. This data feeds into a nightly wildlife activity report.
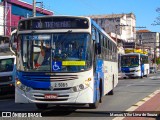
[0,55,16,94]
[150,67,157,73]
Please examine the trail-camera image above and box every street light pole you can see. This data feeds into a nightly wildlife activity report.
[33,0,36,17]
[154,42,156,64]
[115,24,128,73]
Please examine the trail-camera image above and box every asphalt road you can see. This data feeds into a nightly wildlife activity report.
[0,72,160,120]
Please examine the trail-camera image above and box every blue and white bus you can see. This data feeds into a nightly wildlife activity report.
[121,53,149,78]
[11,16,118,109]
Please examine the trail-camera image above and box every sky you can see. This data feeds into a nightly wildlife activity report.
[24,0,160,32]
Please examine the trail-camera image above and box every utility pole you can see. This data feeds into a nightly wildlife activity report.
[33,0,43,17]
[115,24,128,73]
[151,23,159,65]
[33,0,36,17]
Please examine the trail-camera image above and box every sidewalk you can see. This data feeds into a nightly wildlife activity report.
[114,90,160,120]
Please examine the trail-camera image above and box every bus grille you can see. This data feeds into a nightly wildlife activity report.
[0,76,12,83]
[23,74,78,82]
[33,94,69,101]
[33,87,71,91]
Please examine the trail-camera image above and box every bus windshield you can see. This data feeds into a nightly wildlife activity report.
[121,55,139,67]
[0,58,14,72]
[19,33,92,72]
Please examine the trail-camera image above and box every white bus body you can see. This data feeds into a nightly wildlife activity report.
[13,16,118,109]
[121,53,149,78]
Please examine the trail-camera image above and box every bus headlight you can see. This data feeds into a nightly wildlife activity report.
[79,84,85,90]
[16,78,31,92]
[71,78,91,92]
[71,84,86,92]
[72,86,78,92]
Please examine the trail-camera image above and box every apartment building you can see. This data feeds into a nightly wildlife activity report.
[89,13,136,43]
[136,30,160,58]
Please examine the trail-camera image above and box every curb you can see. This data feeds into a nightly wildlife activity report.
[113,90,160,120]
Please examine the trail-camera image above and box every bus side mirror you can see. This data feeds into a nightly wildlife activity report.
[95,43,101,55]
[9,32,17,55]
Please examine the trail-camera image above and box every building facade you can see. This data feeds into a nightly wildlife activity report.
[0,4,4,37]
[89,13,136,43]
[0,0,53,52]
[1,0,53,37]
[136,31,160,64]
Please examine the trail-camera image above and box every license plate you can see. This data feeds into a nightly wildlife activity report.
[44,94,57,99]
[54,82,68,88]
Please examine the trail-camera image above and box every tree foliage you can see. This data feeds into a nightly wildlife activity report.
[152,8,160,25]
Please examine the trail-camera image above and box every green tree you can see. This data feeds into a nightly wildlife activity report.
[152,8,160,25]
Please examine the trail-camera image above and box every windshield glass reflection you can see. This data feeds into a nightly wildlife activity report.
[121,55,139,67]
[18,33,92,72]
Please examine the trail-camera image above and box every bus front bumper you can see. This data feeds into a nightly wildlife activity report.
[15,86,94,104]
[122,72,141,78]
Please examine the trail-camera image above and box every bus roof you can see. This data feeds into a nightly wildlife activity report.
[18,15,116,45]
[122,53,148,56]
[19,15,91,22]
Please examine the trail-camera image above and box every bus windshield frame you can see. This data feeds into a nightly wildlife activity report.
[121,55,139,67]
[17,33,93,72]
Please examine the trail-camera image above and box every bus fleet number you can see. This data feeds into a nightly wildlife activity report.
[54,83,68,88]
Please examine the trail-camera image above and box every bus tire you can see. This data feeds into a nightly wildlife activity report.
[99,79,103,103]
[36,103,48,110]
[89,80,101,109]
[89,100,99,109]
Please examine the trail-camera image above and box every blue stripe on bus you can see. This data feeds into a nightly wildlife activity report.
[121,67,130,72]
[93,59,104,102]
[17,72,51,89]
[141,64,144,76]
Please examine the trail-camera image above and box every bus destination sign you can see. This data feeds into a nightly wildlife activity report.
[33,21,72,29]
[18,17,89,30]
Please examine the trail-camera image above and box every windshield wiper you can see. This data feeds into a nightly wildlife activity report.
[55,30,72,48]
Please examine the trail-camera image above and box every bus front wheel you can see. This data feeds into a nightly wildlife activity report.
[89,80,102,109]
[36,103,48,110]
[108,77,114,95]
[89,100,99,109]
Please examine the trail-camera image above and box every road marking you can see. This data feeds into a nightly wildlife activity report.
[149,76,160,79]
[126,84,132,87]
[112,89,160,120]
[140,80,144,83]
